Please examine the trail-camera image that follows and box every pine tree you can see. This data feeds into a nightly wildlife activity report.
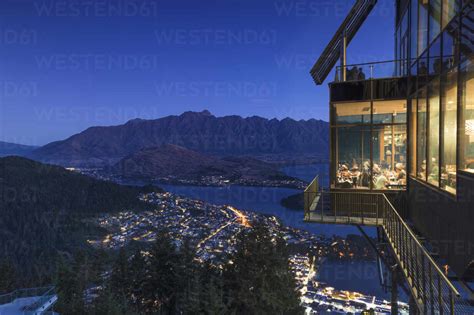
[0,259,16,294]
[224,223,304,315]
[90,286,131,315]
[55,258,86,315]
[175,239,201,314]
[201,268,226,315]
[143,229,180,314]
[128,249,147,311]
[109,247,131,300]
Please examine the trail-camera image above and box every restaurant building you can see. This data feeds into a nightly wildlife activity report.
[305,0,474,313]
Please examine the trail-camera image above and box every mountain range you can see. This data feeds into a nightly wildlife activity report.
[29,110,329,167]
[0,141,38,157]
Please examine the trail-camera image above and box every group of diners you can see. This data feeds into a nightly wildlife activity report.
[335,160,406,189]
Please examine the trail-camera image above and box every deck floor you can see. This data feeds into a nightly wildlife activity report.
[304,212,381,226]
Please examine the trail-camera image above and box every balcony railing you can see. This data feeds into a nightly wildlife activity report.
[303,176,473,314]
[0,286,56,313]
[303,175,319,213]
[335,59,410,82]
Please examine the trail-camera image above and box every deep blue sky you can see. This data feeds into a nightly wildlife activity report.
[0,0,395,145]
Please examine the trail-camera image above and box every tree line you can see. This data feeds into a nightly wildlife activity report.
[55,224,304,315]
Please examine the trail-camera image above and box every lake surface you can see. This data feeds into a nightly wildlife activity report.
[159,185,360,237]
[157,163,401,299]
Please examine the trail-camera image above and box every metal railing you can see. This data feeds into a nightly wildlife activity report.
[303,176,473,314]
[303,175,319,213]
[335,59,410,82]
[0,286,55,312]
[23,286,56,312]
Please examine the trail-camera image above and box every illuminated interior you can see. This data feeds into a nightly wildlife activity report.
[331,100,407,190]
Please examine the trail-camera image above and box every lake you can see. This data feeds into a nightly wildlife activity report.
[157,163,402,299]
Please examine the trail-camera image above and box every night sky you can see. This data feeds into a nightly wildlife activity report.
[0,0,395,145]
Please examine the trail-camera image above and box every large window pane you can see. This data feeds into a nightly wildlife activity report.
[373,125,407,190]
[417,88,428,180]
[411,0,419,61]
[460,58,474,173]
[429,36,442,76]
[429,0,441,43]
[442,0,458,29]
[442,23,458,73]
[332,102,371,125]
[410,98,418,176]
[460,2,474,62]
[373,100,407,124]
[428,79,440,186]
[441,71,457,194]
[334,126,371,189]
[418,0,429,56]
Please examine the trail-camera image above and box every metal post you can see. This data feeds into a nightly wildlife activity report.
[449,290,454,315]
[391,265,399,315]
[341,30,347,82]
[438,275,443,315]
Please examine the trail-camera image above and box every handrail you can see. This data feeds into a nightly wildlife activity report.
[23,286,56,311]
[0,286,54,307]
[302,175,470,313]
[381,194,460,296]
[304,175,319,213]
[303,174,319,193]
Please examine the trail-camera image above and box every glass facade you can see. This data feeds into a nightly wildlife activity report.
[329,1,473,194]
[406,0,473,194]
[331,101,407,190]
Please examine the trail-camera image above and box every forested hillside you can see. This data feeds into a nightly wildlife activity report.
[0,156,156,287]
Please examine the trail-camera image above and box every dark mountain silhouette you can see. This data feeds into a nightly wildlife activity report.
[0,156,159,285]
[111,144,296,182]
[30,110,329,167]
[0,141,38,157]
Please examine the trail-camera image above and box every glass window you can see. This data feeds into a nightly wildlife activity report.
[410,0,419,61]
[332,102,371,125]
[334,126,371,189]
[417,88,428,180]
[460,58,474,173]
[429,36,442,76]
[442,23,457,73]
[373,100,407,124]
[418,50,429,89]
[429,0,441,43]
[442,0,459,29]
[428,79,440,186]
[418,0,429,56]
[460,2,474,62]
[441,71,457,193]
[410,98,417,176]
[373,125,407,190]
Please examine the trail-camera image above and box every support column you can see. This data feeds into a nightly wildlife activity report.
[391,265,399,315]
[409,294,418,315]
[340,30,347,82]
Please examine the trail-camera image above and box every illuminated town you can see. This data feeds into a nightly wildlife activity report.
[89,192,409,313]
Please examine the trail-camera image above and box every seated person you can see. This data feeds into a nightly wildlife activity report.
[418,160,427,179]
[374,171,389,190]
[428,158,439,182]
[395,163,406,185]
[339,164,351,180]
[359,166,370,188]
[350,166,360,187]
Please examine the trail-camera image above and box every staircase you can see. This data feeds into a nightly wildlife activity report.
[303,175,473,314]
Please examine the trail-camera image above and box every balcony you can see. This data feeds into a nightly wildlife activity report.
[304,175,473,314]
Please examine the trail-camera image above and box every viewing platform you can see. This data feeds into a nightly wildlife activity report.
[0,286,58,315]
[304,175,473,314]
